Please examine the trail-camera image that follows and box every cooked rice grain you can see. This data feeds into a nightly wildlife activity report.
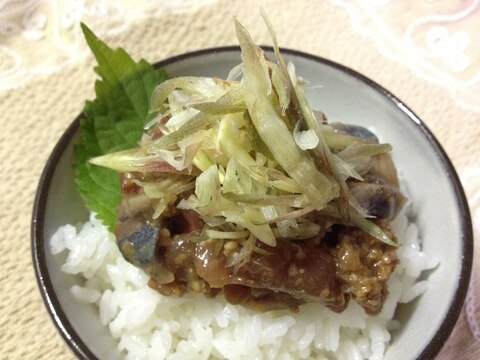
[50,201,437,360]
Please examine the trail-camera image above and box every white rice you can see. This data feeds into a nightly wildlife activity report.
[50,198,438,360]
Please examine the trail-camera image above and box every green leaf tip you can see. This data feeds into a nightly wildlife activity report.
[74,23,167,231]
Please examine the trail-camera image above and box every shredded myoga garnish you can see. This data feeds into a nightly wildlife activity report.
[86,16,404,314]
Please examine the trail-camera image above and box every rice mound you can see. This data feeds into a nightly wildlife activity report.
[50,198,438,360]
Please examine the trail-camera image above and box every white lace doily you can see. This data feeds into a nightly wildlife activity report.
[329,0,480,112]
[0,0,216,91]
[2,0,479,114]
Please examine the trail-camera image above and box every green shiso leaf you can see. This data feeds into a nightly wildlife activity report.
[74,23,167,231]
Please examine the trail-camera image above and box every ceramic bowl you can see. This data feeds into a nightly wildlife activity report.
[32,47,473,359]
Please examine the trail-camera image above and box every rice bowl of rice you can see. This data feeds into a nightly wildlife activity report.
[32,47,473,360]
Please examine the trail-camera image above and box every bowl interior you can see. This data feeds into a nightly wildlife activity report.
[32,47,472,360]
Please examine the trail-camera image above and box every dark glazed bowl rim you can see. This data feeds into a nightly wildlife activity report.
[31,46,473,360]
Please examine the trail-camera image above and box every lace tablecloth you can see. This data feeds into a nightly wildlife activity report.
[1,0,478,358]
